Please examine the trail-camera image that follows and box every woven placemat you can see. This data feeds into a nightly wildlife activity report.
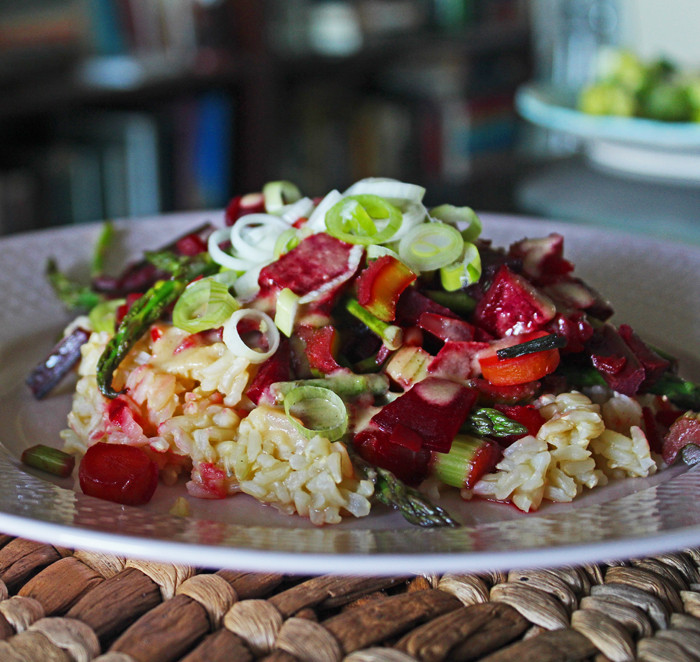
[1,535,699,661]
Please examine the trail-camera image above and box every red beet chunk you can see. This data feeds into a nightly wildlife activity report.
[463,440,502,489]
[225,192,265,225]
[509,233,573,283]
[354,426,431,486]
[547,311,594,353]
[297,325,343,375]
[662,414,700,465]
[246,340,292,405]
[473,378,541,405]
[618,324,670,388]
[79,442,159,506]
[395,288,459,326]
[587,324,645,396]
[370,377,477,453]
[428,341,489,382]
[258,233,357,298]
[418,313,476,342]
[474,265,556,338]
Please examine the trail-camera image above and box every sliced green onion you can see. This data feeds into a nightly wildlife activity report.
[232,261,269,301]
[326,194,403,245]
[432,435,488,488]
[496,333,567,359]
[306,189,343,232]
[366,244,400,261]
[273,228,300,258]
[230,213,290,263]
[207,228,257,272]
[274,288,299,337]
[88,298,125,333]
[271,373,389,401]
[222,309,280,363]
[172,278,239,333]
[430,204,482,242]
[398,221,464,272]
[263,180,302,213]
[283,385,348,441]
[440,242,481,291]
[22,444,75,478]
[343,178,426,206]
[345,298,403,350]
[280,196,314,224]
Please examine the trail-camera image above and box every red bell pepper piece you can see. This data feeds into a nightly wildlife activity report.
[357,255,416,322]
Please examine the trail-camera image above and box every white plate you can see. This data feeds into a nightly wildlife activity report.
[2,212,700,575]
[516,82,700,184]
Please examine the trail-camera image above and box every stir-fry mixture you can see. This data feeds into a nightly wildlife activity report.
[26,178,700,526]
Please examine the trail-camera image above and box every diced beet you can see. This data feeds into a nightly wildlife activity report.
[395,288,459,326]
[225,192,265,226]
[618,324,670,388]
[370,377,477,453]
[258,233,359,301]
[542,277,613,321]
[642,406,665,455]
[587,324,645,396]
[428,341,489,382]
[418,312,476,342]
[473,378,541,405]
[662,414,700,465]
[297,325,343,375]
[354,427,431,486]
[509,233,573,283]
[175,233,208,256]
[546,311,594,354]
[474,265,556,338]
[93,262,161,296]
[246,340,292,405]
[27,327,91,399]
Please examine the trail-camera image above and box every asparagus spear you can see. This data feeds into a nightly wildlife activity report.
[97,279,186,398]
[463,407,527,438]
[350,449,459,528]
[648,373,700,411]
[46,258,104,312]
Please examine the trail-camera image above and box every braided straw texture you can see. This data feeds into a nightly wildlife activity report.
[1,536,700,661]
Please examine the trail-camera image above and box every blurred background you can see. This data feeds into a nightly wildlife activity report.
[0,0,698,239]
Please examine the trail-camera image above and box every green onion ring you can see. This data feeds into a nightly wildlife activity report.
[283,385,348,441]
[398,221,464,272]
[325,194,403,245]
[172,278,240,333]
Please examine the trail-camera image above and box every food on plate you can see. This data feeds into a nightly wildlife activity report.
[578,48,700,122]
[27,178,700,526]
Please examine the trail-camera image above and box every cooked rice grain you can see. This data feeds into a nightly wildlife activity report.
[229,405,373,525]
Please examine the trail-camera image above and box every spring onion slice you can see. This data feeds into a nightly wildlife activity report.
[222,309,280,363]
[390,202,428,241]
[326,194,402,245]
[430,204,482,242]
[273,228,300,258]
[172,278,240,333]
[440,242,482,291]
[280,196,315,224]
[263,180,302,214]
[275,288,299,337]
[230,213,291,263]
[398,221,464,272]
[366,244,400,261]
[305,189,343,232]
[208,228,257,272]
[232,261,269,301]
[343,178,426,206]
[283,385,348,442]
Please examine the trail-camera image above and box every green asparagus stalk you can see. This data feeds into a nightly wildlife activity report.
[46,258,104,312]
[648,373,700,411]
[345,297,403,350]
[349,449,459,528]
[97,279,186,398]
[463,407,527,438]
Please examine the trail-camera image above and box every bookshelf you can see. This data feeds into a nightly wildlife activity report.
[0,0,531,234]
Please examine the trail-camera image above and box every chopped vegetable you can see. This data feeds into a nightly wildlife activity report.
[356,255,416,322]
[22,444,75,478]
[79,442,158,506]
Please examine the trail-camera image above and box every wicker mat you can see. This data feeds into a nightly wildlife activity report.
[1,535,699,661]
